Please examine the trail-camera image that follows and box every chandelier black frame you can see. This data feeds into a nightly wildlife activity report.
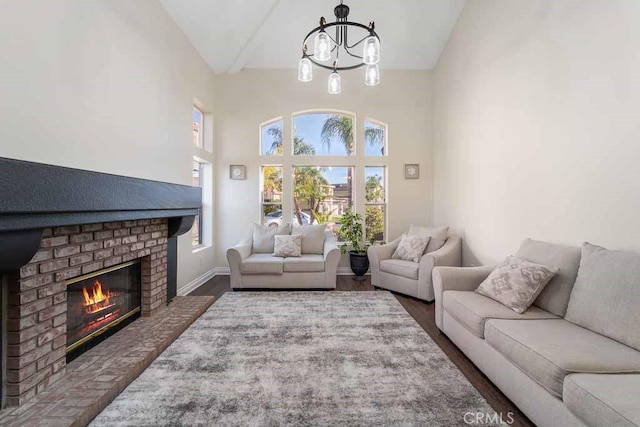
[298,1,381,93]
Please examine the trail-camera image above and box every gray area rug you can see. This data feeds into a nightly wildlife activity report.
[91,291,501,426]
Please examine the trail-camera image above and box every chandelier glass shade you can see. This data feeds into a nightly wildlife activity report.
[298,1,381,94]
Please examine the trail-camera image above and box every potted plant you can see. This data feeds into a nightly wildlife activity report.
[337,209,369,280]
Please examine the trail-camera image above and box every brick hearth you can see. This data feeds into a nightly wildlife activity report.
[5,219,169,406]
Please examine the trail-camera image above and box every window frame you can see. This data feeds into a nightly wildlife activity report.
[260,117,284,156]
[364,118,388,157]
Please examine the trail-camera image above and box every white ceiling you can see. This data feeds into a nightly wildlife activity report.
[160,0,466,74]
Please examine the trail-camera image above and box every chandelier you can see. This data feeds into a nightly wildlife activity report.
[297,1,381,94]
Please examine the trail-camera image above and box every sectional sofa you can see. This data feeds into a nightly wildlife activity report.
[433,239,640,427]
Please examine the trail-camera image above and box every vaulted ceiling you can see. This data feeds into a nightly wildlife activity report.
[159,0,466,74]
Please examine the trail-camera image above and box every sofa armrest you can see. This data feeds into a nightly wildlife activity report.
[367,236,402,287]
[226,230,253,289]
[417,236,463,301]
[323,230,340,288]
[432,265,495,330]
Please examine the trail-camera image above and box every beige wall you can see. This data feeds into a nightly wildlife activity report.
[433,0,640,265]
[0,0,216,290]
[214,69,433,268]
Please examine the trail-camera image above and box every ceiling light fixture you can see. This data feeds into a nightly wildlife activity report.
[298,1,381,94]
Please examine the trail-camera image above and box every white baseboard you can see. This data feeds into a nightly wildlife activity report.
[214,266,230,275]
[177,267,227,296]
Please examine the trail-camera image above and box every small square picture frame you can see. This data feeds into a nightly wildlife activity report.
[229,165,246,180]
[404,164,420,179]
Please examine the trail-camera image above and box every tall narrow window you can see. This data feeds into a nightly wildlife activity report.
[193,107,204,148]
[192,159,204,246]
[261,166,284,227]
[365,166,386,242]
[293,112,354,156]
[261,119,284,156]
[365,120,386,156]
[293,166,354,233]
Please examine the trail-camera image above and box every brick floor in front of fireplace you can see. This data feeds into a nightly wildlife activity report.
[0,296,216,427]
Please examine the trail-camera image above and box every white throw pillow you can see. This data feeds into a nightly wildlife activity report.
[392,234,430,263]
[273,234,302,257]
[252,223,291,253]
[295,224,326,254]
[476,256,558,314]
[408,225,449,254]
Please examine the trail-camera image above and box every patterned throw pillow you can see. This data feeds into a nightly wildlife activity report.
[392,234,431,263]
[476,256,558,314]
[273,234,302,257]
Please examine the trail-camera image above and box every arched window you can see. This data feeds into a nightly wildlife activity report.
[259,112,388,242]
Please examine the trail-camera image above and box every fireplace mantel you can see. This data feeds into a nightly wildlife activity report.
[0,157,201,272]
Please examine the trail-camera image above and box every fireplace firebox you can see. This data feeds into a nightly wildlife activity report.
[66,260,141,354]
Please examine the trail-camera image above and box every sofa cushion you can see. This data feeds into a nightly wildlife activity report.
[485,319,640,399]
[515,238,582,317]
[240,254,284,275]
[443,291,558,338]
[565,243,640,351]
[408,224,448,254]
[380,259,419,280]
[252,223,291,253]
[283,254,325,273]
[476,256,558,314]
[295,224,326,254]
[564,374,640,427]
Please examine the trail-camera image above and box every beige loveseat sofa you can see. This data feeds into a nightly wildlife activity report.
[227,224,340,289]
[434,239,640,427]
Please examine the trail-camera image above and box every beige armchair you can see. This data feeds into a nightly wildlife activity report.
[367,235,462,301]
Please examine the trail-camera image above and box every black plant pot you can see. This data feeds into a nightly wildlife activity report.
[349,251,369,281]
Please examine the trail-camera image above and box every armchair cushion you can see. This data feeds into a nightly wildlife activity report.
[392,234,430,262]
[252,223,291,253]
[295,224,326,254]
[408,225,449,254]
[241,254,284,275]
[380,259,419,280]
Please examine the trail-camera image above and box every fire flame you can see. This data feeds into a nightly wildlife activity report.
[82,280,114,314]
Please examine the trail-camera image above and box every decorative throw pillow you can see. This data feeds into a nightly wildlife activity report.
[273,234,302,257]
[408,225,449,254]
[392,234,430,263]
[476,256,558,314]
[252,223,291,253]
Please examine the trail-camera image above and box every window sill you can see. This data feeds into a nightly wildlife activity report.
[192,244,210,254]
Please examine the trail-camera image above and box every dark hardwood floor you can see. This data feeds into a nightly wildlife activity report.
[191,275,535,427]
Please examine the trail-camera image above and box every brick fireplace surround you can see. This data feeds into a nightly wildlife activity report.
[0,157,203,411]
[6,219,169,406]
